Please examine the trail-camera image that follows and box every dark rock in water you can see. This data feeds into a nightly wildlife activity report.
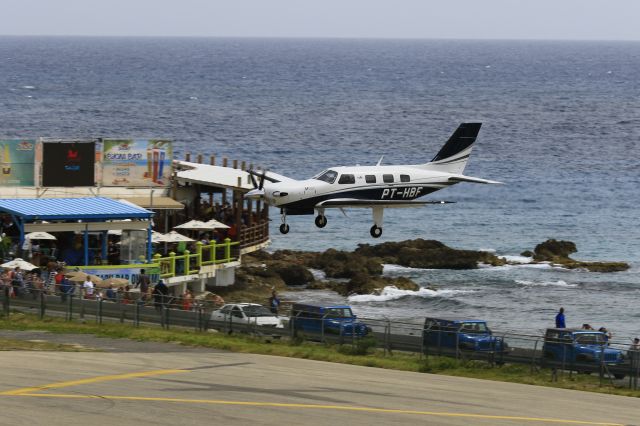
[533,239,577,261]
[312,272,420,296]
[268,262,314,286]
[531,239,629,272]
[520,250,534,257]
[306,248,383,278]
[355,239,506,269]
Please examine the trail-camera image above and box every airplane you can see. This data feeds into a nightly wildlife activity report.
[246,123,501,238]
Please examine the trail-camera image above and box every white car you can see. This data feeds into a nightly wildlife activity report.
[209,303,285,328]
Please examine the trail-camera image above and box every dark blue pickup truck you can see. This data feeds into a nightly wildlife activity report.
[291,303,369,337]
[423,317,507,352]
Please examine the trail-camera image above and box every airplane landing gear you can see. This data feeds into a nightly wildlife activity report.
[315,214,327,228]
[370,225,382,238]
[370,206,384,238]
[280,210,289,234]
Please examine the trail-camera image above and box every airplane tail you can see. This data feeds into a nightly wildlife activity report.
[418,123,482,174]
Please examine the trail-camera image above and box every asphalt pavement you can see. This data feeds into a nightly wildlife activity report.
[0,331,637,426]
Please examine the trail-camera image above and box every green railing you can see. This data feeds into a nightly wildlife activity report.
[153,238,240,279]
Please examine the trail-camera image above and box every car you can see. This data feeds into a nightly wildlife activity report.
[422,317,508,352]
[542,328,624,370]
[209,303,285,328]
[290,303,369,337]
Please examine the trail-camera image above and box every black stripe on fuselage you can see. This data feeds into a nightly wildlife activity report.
[281,185,444,214]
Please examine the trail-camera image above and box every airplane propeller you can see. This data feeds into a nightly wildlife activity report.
[245,169,267,199]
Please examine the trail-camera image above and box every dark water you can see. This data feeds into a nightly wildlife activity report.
[1,37,639,338]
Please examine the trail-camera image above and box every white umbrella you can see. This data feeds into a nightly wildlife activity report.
[25,231,57,240]
[164,231,195,243]
[203,219,230,229]
[174,220,217,230]
[151,231,170,243]
[1,258,39,271]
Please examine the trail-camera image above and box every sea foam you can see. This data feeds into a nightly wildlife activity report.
[348,286,472,302]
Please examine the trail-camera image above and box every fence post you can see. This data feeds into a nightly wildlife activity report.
[530,338,539,374]
[3,285,9,316]
[165,306,170,330]
[134,300,140,327]
[224,238,231,262]
[169,252,176,277]
[321,313,327,344]
[67,294,73,321]
[39,290,45,320]
[97,299,103,325]
[80,296,85,320]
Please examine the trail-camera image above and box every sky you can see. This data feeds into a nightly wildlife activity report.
[1,0,639,41]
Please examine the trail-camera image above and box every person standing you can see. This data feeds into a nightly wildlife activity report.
[136,269,150,292]
[152,279,169,312]
[555,307,566,328]
[268,290,281,316]
[629,338,640,371]
[82,275,95,299]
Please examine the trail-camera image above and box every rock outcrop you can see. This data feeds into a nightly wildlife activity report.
[532,239,629,272]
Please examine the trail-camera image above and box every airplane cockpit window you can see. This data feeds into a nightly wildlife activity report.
[400,174,410,182]
[383,174,394,183]
[313,169,338,184]
[365,175,376,183]
[338,174,355,184]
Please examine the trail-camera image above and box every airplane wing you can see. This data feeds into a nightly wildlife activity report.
[315,199,454,209]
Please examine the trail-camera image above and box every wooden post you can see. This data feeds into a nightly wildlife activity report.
[233,159,238,169]
[210,155,215,166]
[185,152,191,162]
[222,157,228,167]
[197,154,203,164]
[241,161,246,171]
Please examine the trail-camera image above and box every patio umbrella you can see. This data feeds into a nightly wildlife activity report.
[25,231,57,240]
[174,220,217,230]
[163,231,195,243]
[151,231,169,243]
[67,273,103,285]
[100,277,129,288]
[203,219,230,229]
[1,258,38,271]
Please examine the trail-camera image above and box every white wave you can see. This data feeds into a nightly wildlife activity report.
[22,85,35,89]
[502,255,534,264]
[382,264,435,274]
[478,247,496,253]
[515,279,577,288]
[307,268,326,280]
[348,286,472,302]
[189,96,198,100]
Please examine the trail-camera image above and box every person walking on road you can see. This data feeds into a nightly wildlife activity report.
[555,307,566,328]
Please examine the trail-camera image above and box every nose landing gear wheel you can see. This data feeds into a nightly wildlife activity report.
[315,215,327,228]
[370,225,382,238]
[279,224,290,234]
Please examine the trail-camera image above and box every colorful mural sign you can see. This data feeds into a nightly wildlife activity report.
[102,139,172,187]
[77,265,160,284]
[0,140,35,186]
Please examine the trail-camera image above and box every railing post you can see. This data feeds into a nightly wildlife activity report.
[169,252,176,277]
[196,241,203,269]
[211,241,216,263]
[224,238,231,262]
[184,250,191,274]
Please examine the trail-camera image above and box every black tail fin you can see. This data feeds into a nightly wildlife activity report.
[431,123,482,162]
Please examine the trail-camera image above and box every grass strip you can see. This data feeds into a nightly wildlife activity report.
[1,312,638,398]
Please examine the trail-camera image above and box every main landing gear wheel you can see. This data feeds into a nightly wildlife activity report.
[315,215,327,228]
[279,224,290,234]
[370,225,382,238]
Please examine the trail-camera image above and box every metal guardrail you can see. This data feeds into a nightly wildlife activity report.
[2,287,639,390]
[152,238,240,279]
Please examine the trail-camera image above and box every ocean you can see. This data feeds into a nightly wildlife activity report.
[1,36,639,338]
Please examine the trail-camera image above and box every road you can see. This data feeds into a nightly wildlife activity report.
[0,331,637,426]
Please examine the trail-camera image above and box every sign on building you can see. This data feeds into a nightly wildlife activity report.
[102,139,172,187]
[42,141,96,187]
[0,140,35,186]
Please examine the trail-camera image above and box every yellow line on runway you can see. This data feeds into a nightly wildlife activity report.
[0,369,187,395]
[7,392,622,426]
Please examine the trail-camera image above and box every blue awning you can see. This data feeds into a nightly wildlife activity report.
[0,197,153,221]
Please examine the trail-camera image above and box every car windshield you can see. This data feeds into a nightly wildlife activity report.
[325,308,353,318]
[575,333,605,345]
[312,169,338,184]
[459,322,488,333]
[242,305,274,317]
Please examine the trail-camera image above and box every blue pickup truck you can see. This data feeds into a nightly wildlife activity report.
[542,328,624,377]
[291,303,369,337]
[422,317,508,352]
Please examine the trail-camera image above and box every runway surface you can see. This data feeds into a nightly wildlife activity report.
[0,331,637,426]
